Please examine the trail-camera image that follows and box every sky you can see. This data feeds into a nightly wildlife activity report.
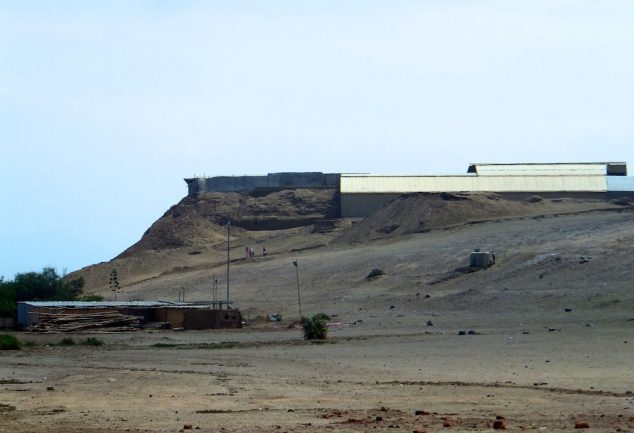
[1,0,634,279]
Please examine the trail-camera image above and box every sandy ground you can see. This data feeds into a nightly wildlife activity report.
[1,320,633,433]
[4,197,634,432]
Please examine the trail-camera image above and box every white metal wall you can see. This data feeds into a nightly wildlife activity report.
[340,175,608,193]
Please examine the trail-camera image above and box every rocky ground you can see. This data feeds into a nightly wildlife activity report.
[1,322,633,432]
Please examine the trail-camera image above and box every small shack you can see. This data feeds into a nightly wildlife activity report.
[16,301,242,331]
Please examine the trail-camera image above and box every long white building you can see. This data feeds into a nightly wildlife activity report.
[340,162,633,217]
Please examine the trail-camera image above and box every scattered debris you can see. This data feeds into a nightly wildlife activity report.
[267,313,282,322]
[366,269,386,280]
[27,311,141,333]
[493,418,507,430]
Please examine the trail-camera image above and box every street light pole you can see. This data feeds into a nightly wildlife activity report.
[293,260,302,320]
[226,221,231,307]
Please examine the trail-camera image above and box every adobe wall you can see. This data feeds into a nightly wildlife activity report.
[155,307,242,330]
[185,172,340,195]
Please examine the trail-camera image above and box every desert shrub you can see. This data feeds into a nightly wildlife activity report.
[59,337,76,346]
[313,313,331,321]
[80,337,103,346]
[302,314,328,340]
[0,334,21,350]
[151,343,178,348]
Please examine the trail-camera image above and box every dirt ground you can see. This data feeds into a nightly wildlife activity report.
[1,322,633,433]
[3,194,634,432]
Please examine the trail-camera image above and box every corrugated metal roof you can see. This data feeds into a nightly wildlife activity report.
[607,176,634,192]
[17,301,184,308]
[340,175,607,194]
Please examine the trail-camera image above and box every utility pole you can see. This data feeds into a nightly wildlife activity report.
[226,220,231,308]
[293,260,302,320]
[212,273,216,303]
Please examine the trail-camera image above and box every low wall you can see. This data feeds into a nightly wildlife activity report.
[155,308,242,330]
[185,172,340,195]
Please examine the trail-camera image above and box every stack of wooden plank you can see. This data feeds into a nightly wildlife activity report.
[27,310,141,333]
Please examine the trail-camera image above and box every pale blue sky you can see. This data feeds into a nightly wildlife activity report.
[1,1,633,279]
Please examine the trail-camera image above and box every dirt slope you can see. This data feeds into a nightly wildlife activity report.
[118,188,338,258]
[336,192,623,243]
[66,189,634,329]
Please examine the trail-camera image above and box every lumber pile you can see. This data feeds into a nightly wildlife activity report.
[27,310,142,333]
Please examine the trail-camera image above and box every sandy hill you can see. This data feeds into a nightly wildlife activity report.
[118,188,338,258]
[335,192,622,243]
[69,189,634,329]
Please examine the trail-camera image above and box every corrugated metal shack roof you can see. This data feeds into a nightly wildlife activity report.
[17,301,209,309]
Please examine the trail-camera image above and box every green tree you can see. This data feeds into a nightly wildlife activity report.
[0,268,85,316]
[0,278,17,316]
